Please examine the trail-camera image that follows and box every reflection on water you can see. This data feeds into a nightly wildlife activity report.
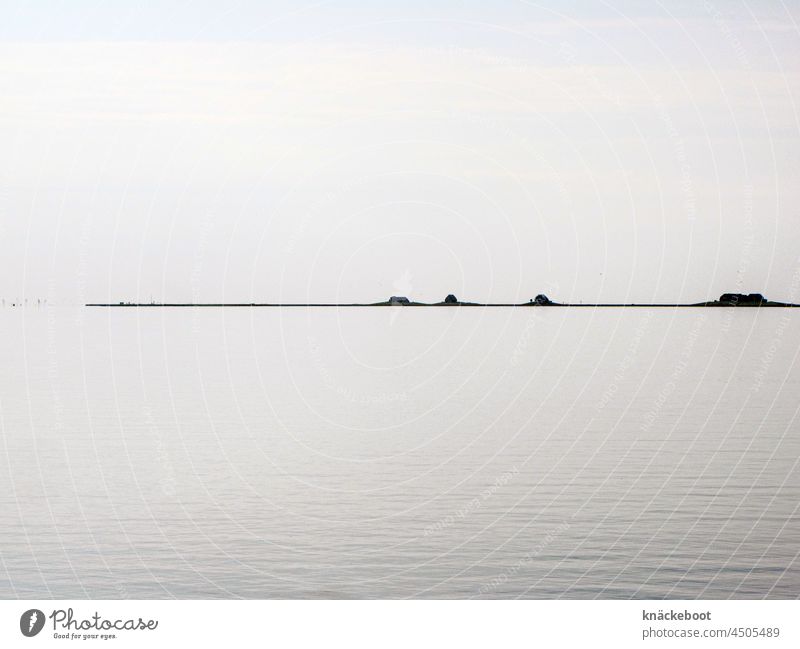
[0,307,798,598]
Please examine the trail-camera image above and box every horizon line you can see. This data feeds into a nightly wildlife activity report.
[85,292,800,309]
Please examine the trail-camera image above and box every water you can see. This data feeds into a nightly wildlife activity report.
[1,307,798,598]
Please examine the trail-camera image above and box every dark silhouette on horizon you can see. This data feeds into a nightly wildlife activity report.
[86,292,800,308]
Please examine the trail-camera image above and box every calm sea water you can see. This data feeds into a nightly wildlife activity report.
[1,307,798,599]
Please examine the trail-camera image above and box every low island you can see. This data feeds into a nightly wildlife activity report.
[86,292,800,308]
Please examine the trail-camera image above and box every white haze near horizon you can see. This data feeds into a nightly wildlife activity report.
[0,0,798,305]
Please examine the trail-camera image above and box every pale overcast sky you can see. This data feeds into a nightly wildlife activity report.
[1,1,798,304]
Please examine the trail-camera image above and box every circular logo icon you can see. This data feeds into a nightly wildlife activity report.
[20,609,45,637]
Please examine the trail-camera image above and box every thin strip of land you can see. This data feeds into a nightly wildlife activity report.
[86,292,800,308]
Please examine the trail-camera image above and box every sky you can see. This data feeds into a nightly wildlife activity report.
[0,0,798,304]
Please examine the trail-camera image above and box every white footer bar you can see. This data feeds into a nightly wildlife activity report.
[0,600,796,648]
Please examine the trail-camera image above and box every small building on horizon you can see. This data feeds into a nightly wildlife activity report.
[389,296,411,306]
[718,293,766,305]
